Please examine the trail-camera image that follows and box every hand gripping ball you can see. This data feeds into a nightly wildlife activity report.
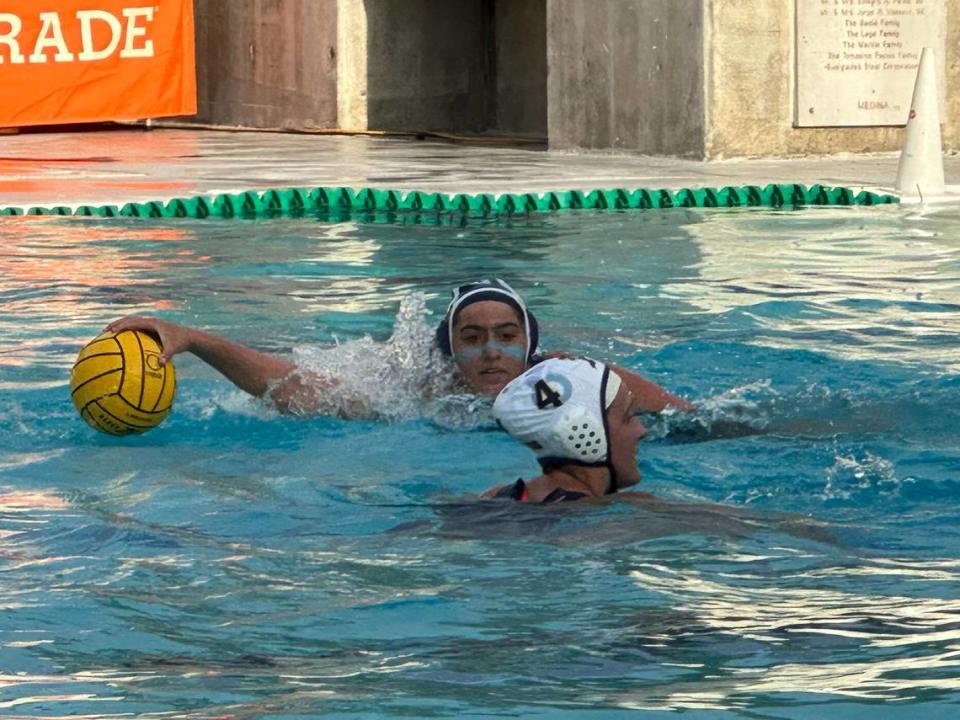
[70,330,176,436]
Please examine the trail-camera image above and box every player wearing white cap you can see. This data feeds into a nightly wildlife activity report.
[487,357,647,503]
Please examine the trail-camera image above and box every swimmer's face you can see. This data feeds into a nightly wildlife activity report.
[451,300,528,395]
[605,383,646,488]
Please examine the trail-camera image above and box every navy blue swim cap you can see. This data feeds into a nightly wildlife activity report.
[435,279,540,363]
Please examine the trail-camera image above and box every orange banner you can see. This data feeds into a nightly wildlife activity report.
[0,1,196,127]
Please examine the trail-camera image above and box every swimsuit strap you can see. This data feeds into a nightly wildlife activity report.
[493,478,529,501]
[493,478,587,503]
[542,487,589,503]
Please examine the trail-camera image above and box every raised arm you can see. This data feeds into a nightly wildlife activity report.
[609,364,694,413]
[104,316,330,413]
[539,352,694,413]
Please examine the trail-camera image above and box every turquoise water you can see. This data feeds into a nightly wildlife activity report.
[1,206,959,718]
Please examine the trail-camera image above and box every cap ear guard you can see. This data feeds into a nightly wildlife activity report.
[551,404,607,462]
[435,320,453,355]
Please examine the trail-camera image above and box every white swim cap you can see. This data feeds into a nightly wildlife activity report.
[493,358,622,467]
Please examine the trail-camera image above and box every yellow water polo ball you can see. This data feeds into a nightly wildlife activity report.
[70,330,176,436]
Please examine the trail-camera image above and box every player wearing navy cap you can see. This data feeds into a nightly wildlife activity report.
[106,279,691,416]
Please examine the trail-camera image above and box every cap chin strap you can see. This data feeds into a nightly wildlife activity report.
[599,368,618,494]
[538,457,605,472]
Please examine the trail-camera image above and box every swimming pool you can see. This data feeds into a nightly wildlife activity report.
[1,205,958,718]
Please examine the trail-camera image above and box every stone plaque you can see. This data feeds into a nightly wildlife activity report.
[796,0,945,126]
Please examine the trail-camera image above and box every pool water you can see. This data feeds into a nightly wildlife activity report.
[1,206,959,718]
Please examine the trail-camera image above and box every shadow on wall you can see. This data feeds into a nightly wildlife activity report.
[364,0,547,137]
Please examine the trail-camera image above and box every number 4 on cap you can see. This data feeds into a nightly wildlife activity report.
[534,379,563,409]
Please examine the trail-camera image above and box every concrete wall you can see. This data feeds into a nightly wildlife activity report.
[363,0,489,133]
[337,0,367,130]
[193,0,338,129]
[704,0,960,159]
[947,3,960,150]
[546,0,958,158]
[189,0,958,158]
[494,0,548,136]
[188,0,544,137]
[341,0,546,136]
[546,0,705,156]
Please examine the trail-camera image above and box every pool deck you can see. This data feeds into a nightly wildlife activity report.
[2,127,959,211]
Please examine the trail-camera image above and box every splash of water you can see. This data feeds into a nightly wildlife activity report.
[645,378,932,444]
[644,380,776,442]
[273,293,494,428]
[822,449,906,501]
